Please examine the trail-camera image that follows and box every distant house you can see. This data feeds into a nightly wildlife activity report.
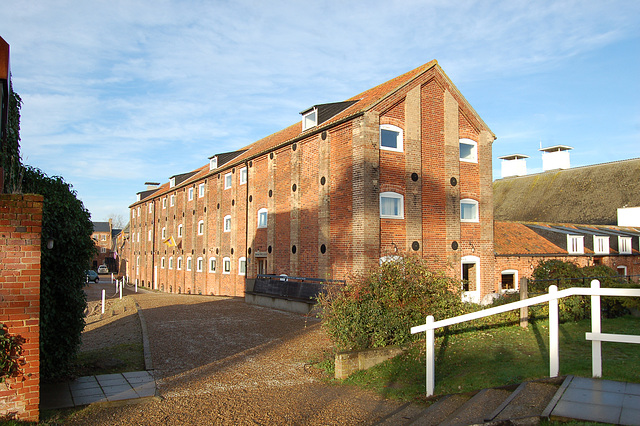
[494,221,640,292]
[91,219,120,272]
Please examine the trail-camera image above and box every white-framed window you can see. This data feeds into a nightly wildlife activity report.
[101,247,106,253]
[239,257,247,275]
[500,269,518,292]
[198,220,204,235]
[302,108,317,131]
[197,257,203,272]
[169,257,174,270]
[568,235,584,254]
[149,203,153,213]
[380,192,404,219]
[178,224,183,238]
[132,209,136,218]
[199,183,205,198]
[162,197,167,209]
[148,229,152,241]
[617,265,628,276]
[170,194,175,206]
[379,124,403,152]
[619,236,632,254]
[209,157,218,170]
[459,138,478,163]
[161,257,166,269]
[223,257,231,274]
[188,187,194,201]
[224,172,232,189]
[136,256,140,267]
[101,234,107,241]
[594,236,610,255]
[460,199,479,222]
[177,256,183,270]
[186,256,192,271]
[239,167,247,185]
[170,177,176,188]
[209,257,217,272]
[137,207,140,216]
[224,215,231,232]
[257,208,268,228]
[137,232,140,242]
[162,227,166,239]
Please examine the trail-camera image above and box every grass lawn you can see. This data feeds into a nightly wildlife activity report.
[343,315,640,402]
[74,343,145,377]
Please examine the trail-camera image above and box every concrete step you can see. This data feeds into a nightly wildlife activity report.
[374,378,564,426]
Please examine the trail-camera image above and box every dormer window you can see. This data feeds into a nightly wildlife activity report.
[302,108,317,131]
[170,177,176,188]
[209,157,218,171]
[619,236,632,255]
[568,235,584,254]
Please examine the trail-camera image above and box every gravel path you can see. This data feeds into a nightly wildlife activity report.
[68,289,403,425]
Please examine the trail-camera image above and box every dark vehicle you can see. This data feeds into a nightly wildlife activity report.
[85,270,99,283]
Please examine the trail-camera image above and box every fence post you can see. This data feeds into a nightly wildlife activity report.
[591,279,602,378]
[520,277,529,328]
[549,285,559,377]
[425,315,435,397]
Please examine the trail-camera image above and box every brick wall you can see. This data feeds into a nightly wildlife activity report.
[0,194,42,422]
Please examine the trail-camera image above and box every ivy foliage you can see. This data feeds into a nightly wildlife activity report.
[20,166,96,380]
[1,79,23,193]
[318,255,467,352]
[0,323,25,383]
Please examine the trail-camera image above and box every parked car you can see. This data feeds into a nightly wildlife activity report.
[85,270,99,283]
[98,265,108,274]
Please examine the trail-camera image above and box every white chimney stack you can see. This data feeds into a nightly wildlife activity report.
[540,145,572,171]
[498,154,529,178]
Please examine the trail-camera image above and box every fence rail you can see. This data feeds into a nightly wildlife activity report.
[411,280,640,397]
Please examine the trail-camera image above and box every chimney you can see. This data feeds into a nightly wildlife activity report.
[498,154,529,178]
[144,181,160,190]
[540,145,572,171]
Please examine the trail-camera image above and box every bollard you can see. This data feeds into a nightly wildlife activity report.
[119,281,122,299]
[101,289,105,314]
[135,280,138,293]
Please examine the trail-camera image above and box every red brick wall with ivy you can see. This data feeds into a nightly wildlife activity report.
[0,194,42,422]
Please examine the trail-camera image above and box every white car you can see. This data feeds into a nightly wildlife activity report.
[97,265,108,274]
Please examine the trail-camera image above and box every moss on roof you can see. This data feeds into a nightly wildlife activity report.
[493,158,640,225]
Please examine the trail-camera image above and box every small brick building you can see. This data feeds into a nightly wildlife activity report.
[129,61,497,302]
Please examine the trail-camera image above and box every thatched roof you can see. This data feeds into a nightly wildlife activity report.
[493,158,640,225]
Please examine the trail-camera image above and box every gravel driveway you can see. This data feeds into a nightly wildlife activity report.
[68,289,403,425]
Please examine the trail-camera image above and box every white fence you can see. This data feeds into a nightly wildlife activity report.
[410,280,640,397]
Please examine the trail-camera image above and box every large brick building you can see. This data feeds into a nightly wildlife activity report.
[129,61,496,303]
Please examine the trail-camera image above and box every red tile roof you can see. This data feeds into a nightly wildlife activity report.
[494,221,565,255]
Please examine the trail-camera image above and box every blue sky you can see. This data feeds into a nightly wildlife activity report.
[2,0,639,225]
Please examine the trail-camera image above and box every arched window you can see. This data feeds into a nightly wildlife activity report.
[380,192,404,219]
[169,257,174,270]
[459,138,478,163]
[223,257,231,274]
[380,124,403,152]
[177,257,183,270]
[238,257,247,275]
[460,199,479,222]
[257,208,268,228]
[209,257,217,273]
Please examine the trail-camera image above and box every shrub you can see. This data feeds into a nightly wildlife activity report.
[530,260,638,322]
[318,255,467,352]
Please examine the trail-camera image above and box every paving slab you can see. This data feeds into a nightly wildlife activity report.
[40,371,156,410]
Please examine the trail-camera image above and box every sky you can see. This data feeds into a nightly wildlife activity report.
[2,0,639,225]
